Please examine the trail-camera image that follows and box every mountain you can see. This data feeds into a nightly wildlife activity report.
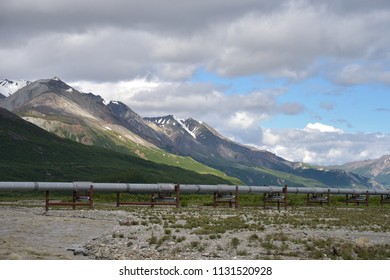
[0,78,239,183]
[107,100,171,148]
[0,79,31,97]
[0,77,154,147]
[0,107,234,184]
[335,155,390,188]
[0,77,376,188]
[144,115,374,188]
[145,115,293,168]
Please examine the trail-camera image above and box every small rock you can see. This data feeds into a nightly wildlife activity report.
[112,231,124,238]
[355,237,370,247]
[119,219,131,226]
[73,248,89,256]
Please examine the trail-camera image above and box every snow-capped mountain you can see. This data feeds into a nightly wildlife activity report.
[0,79,31,96]
[0,77,377,188]
[0,77,155,148]
[148,115,199,139]
[145,115,296,169]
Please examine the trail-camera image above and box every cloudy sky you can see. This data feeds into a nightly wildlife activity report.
[1,0,390,165]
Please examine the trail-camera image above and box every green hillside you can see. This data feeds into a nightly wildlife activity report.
[23,114,241,184]
[0,108,236,184]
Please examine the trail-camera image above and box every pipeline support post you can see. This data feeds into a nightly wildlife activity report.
[306,189,331,206]
[345,191,369,207]
[45,185,93,211]
[151,183,180,208]
[213,186,239,208]
[380,194,390,206]
[263,185,288,211]
[116,184,180,208]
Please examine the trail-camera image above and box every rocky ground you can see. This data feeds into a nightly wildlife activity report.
[0,204,389,260]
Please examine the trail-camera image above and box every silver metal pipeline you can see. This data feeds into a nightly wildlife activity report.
[0,181,389,195]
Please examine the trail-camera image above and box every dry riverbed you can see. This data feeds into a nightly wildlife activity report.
[0,205,389,260]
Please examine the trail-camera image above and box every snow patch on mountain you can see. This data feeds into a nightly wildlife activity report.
[0,79,31,96]
[146,115,199,139]
[172,116,197,139]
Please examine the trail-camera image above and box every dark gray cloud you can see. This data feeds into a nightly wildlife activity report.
[2,0,390,164]
[0,0,276,40]
[2,0,390,83]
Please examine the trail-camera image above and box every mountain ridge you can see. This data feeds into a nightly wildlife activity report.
[0,106,235,184]
[0,77,381,189]
[334,155,390,187]
[0,79,31,97]
[0,78,240,183]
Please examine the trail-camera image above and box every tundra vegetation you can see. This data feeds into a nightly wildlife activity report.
[1,193,388,260]
[85,204,390,260]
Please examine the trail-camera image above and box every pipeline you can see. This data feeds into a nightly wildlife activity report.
[0,181,389,195]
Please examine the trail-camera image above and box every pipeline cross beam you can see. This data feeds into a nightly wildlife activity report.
[116,184,180,208]
[45,185,94,211]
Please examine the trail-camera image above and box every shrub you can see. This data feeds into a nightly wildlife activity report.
[148,232,157,245]
[231,237,240,249]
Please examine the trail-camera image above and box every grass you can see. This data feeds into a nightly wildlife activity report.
[148,232,158,245]
[105,204,388,257]
[16,113,243,185]
[1,190,388,216]
[299,237,390,260]
[5,199,388,260]
[0,109,240,184]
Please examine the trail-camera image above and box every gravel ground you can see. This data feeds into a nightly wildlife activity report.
[0,205,389,260]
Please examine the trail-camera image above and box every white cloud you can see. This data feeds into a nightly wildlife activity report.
[71,77,301,146]
[72,78,165,99]
[228,111,264,130]
[71,78,288,119]
[259,124,390,165]
[304,122,343,133]
[262,128,281,146]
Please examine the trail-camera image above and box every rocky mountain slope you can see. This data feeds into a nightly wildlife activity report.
[0,106,233,184]
[335,155,390,187]
[0,78,155,148]
[143,115,375,188]
[0,78,239,183]
[0,77,377,188]
[145,115,294,169]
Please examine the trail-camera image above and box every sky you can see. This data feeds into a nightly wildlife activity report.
[1,0,390,165]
